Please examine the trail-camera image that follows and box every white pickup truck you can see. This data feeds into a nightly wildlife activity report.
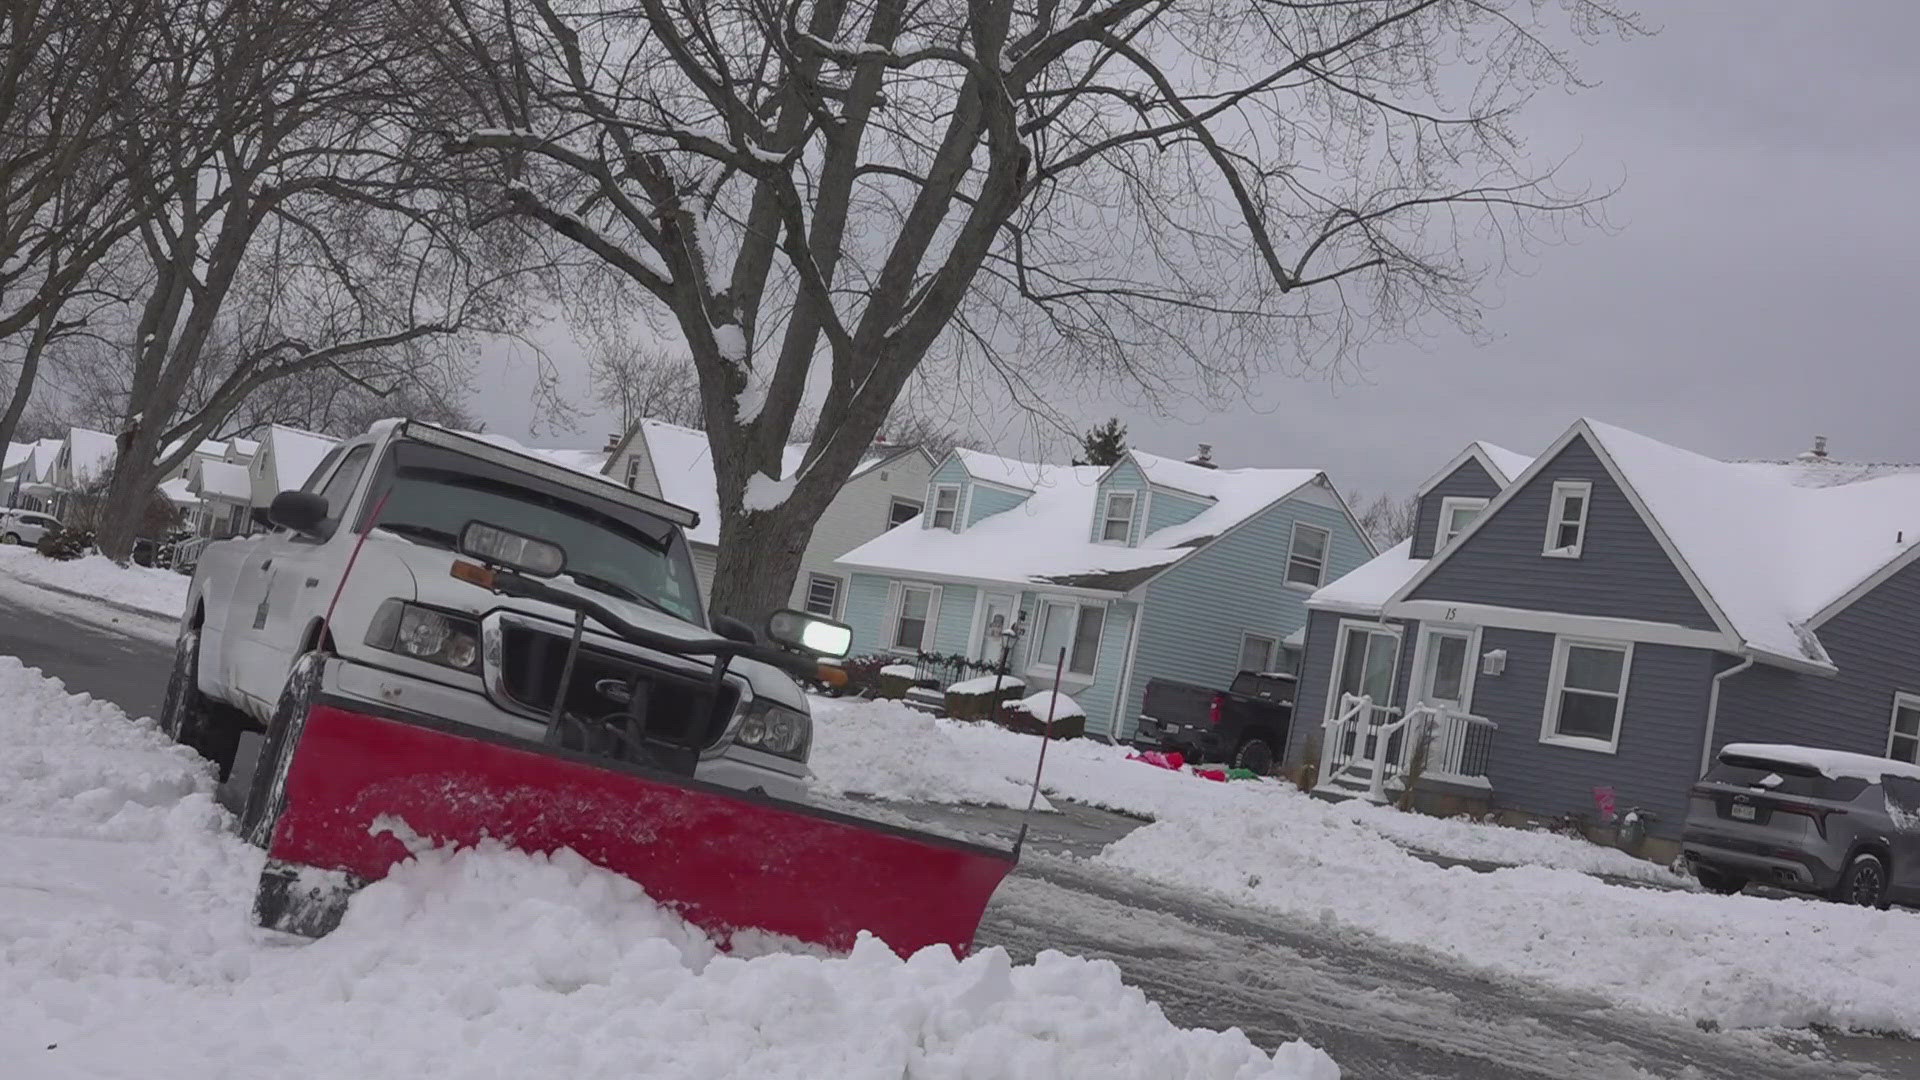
[158,420,818,801]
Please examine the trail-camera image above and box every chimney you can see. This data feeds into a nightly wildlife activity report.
[1797,434,1829,462]
[1186,443,1216,469]
[603,432,623,452]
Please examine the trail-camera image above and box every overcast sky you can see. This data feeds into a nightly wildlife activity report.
[473,2,1920,501]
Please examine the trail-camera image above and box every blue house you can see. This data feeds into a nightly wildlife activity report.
[1290,421,1920,842]
[833,446,1374,741]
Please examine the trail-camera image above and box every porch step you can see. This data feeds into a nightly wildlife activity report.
[1313,768,1387,804]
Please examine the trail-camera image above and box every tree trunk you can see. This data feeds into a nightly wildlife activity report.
[94,425,169,563]
[705,502,821,631]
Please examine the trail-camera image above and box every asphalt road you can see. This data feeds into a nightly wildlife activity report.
[5,593,1914,1079]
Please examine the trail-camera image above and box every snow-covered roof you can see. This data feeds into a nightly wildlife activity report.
[1720,743,1920,785]
[64,427,116,485]
[161,437,227,463]
[837,448,1322,593]
[190,460,252,503]
[158,477,196,508]
[262,425,338,494]
[1581,420,1920,666]
[1310,539,1426,615]
[26,438,60,482]
[1479,443,1536,485]
[3,442,28,472]
[226,437,259,461]
[1415,439,1536,496]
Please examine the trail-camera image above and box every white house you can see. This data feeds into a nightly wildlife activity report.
[248,425,339,507]
[601,419,936,615]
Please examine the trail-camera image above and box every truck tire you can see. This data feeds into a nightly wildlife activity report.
[238,653,325,849]
[159,628,243,780]
[1233,737,1276,775]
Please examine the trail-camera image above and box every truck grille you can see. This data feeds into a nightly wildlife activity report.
[496,623,737,749]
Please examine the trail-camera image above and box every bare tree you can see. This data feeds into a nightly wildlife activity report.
[0,1,158,453]
[1354,491,1420,548]
[588,338,706,431]
[82,0,544,559]
[433,0,1638,622]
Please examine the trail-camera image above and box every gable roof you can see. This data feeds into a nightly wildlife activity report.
[1390,418,1920,670]
[63,427,116,485]
[190,459,253,503]
[837,447,1324,593]
[261,425,338,493]
[24,438,61,483]
[1414,440,1535,497]
[1310,538,1426,615]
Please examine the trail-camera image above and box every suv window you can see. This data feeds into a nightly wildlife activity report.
[1708,756,1868,802]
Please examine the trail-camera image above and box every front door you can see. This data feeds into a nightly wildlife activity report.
[1415,628,1474,711]
[974,593,1017,666]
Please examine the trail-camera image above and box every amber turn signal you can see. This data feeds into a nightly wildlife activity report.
[816,664,849,689]
[450,560,496,589]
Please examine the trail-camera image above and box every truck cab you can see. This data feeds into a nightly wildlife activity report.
[173,420,814,800]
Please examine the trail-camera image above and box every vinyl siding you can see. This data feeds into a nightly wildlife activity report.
[1468,628,1718,838]
[1410,458,1502,560]
[1090,460,1150,545]
[787,451,933,613]
[1408,435,1720,631]
[844,573,897,655]
[965,484,1027,527]
[689,544,718,605]
[1715,556,1920,761]
[1124,482,1371,741]
[924,457,970,530]
[840,573,974,657]
[1145,488,1210,536]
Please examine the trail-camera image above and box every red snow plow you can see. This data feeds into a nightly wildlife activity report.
[240,525,1018,958]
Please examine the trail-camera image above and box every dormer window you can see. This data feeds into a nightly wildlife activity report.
[1436,496,1489,549]
[1543,480,1591,558]
[929,485,960,530]
[1100,491,1137,544]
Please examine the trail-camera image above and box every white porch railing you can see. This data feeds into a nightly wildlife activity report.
[1322,694,1497,802]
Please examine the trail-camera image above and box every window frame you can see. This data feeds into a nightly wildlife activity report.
[804,573,844,620]
[1542,480,1593,559]
[1539,636,1633,754]
[889,583,940,653]
[1323,618,1403,719]
[1888,692,1920,765]
[1435,496,1489,550]
[1284,521,1332,589]
[1238,632,1279,675]
[928,485,961,530]
[886,496,923,529]
[1027,597,1106,679]
[1099,490,1137,545]
[624,456,645,490]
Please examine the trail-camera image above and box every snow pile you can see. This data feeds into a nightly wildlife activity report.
[0,657,1338,1079]
[1097,787,1920,1036]
[946,673,1023,695]
[0,545,189,620]
[1720,741,1920,785]
[808,698,1053,810]
[1013,688,1085,720]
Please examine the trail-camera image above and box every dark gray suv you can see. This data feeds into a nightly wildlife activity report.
[1681,742,1920,908]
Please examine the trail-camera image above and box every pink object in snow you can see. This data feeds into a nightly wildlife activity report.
[1194,768,1227,782]
[1126,750,1186,771]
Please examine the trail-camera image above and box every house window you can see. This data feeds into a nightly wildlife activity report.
[1238,633,1278,674]
[1285,522,1331,588]
[1100,492,1136,544]
[1542,638,1632,752]
[1330,621,1400,713]
[1436,496,1489,549]
[929,485,960,530]
[1543,480,1592,558]
[1889,694,1920,765]
[804,574,842,619]
[887,497,922,529]
[1031,600,1105,678]
[625,457,645,490]
[891,584,938,651]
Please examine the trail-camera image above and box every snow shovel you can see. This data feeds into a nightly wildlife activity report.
[246,526,1017,957]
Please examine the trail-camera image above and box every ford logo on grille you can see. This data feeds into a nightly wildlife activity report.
[595,678,633,704]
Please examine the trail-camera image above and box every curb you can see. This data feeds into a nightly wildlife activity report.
[10,577,177,624]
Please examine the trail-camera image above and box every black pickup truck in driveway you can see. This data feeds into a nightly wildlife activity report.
[1131,672,1296,773]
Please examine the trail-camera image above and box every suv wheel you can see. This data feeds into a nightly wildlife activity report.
[2,532,17,545]
[1835,852,1891,909]
[1234,737,1276,775]
[1692,864,1748,896]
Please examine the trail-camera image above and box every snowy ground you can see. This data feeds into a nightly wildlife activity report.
[0,545,190,622]
[812,697,1920,1037]
[0,657,1338,1079]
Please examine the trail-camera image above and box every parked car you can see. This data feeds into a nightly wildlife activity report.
[1681,742,1920,908]
[1131,672,1295,773]
[0,508,60,546]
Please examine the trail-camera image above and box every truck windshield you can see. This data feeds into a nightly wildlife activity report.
[370,443,703,624]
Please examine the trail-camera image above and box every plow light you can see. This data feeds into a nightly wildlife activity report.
[459,520,565,578]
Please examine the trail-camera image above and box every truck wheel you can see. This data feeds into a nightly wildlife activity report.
[1233,737,1276,775]
[238,653,325,849]
[160,628,244,780]
[1833,852,1890,909]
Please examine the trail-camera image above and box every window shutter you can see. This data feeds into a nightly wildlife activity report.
[921,586,944,650]
[884,580,902,643]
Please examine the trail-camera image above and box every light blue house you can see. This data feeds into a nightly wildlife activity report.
[833,446,1374,740]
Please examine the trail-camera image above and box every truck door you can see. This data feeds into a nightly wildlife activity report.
[250,444,376,697]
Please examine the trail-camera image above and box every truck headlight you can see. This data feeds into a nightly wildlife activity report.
[365,600,481,673]
[733,699,811,761]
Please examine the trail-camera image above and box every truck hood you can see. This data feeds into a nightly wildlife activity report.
[378,535,806,712]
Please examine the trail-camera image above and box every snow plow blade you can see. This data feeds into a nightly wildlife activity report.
[253,695,1016,957]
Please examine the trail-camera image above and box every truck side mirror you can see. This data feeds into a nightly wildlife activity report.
[765,609,853,659]
[268,490,328,536]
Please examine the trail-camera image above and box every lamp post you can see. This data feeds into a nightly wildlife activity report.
[988,610,1026,723]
